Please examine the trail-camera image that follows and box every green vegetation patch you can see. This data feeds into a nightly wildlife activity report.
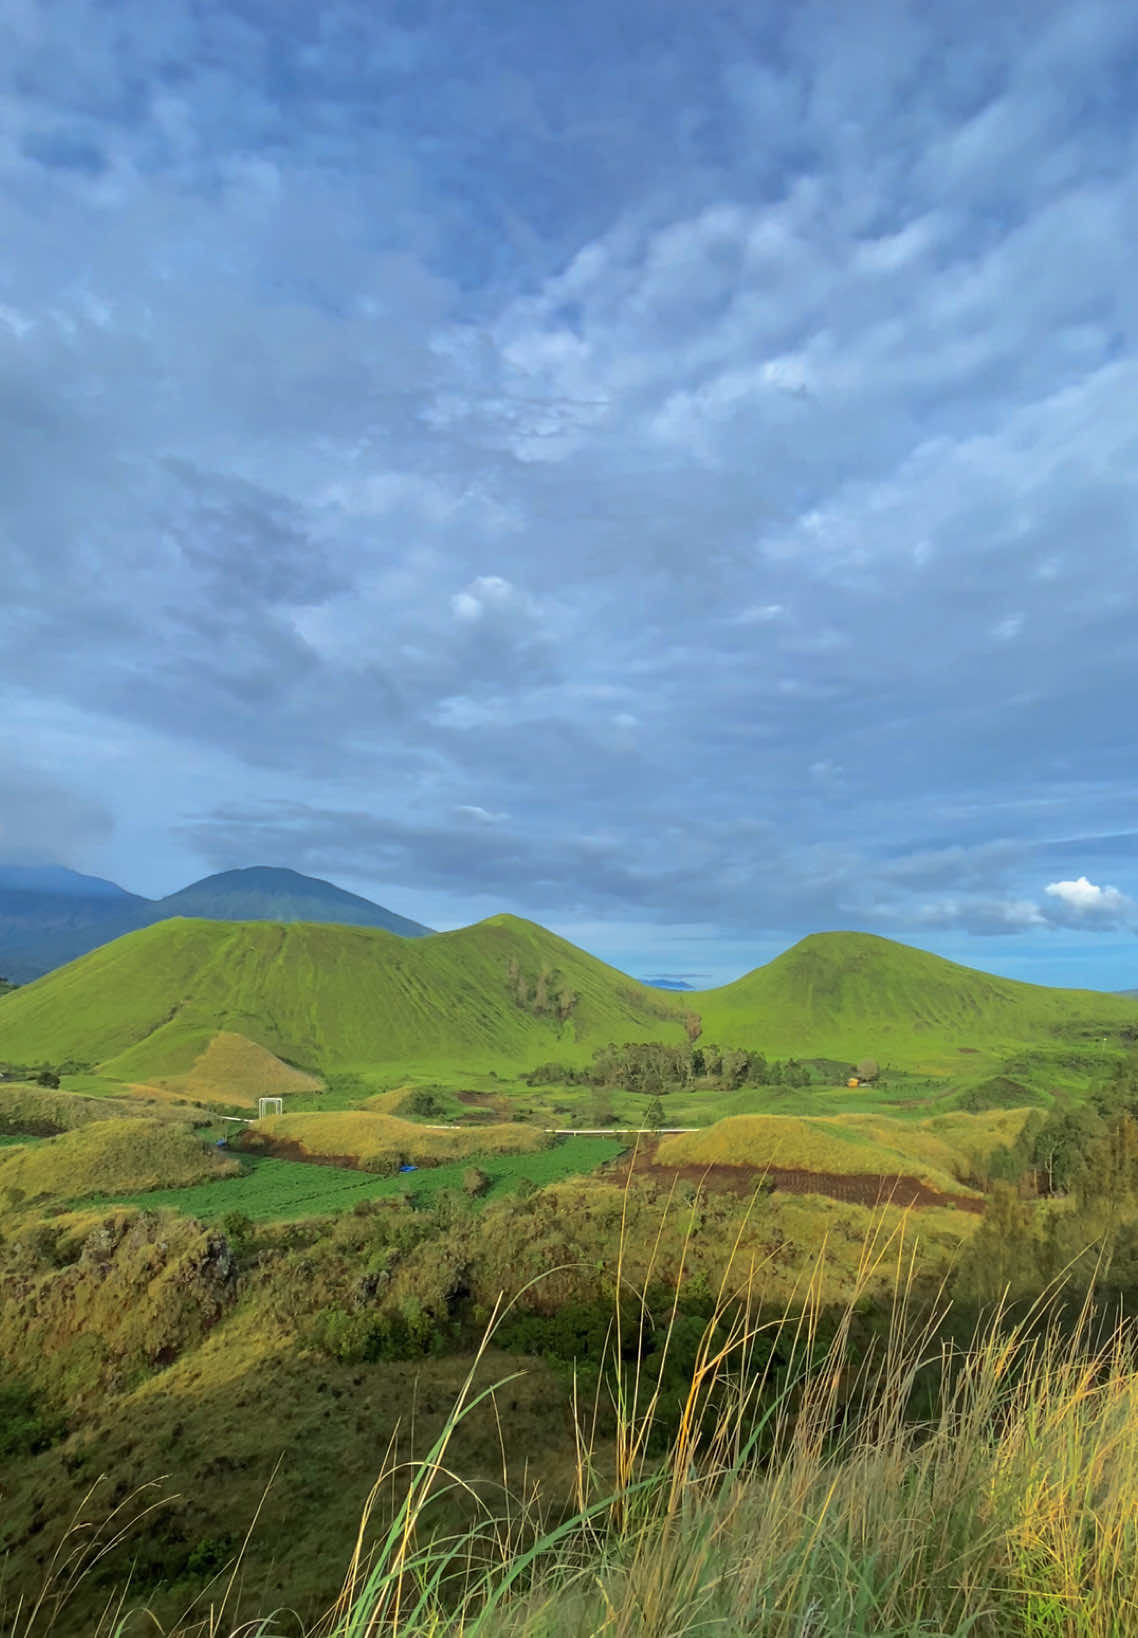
[97,1136,624,1221]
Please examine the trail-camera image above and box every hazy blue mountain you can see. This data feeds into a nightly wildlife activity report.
[0,867,151,983]
[642,976,696,990]
[154,867,432,938]
[0,863,432,982]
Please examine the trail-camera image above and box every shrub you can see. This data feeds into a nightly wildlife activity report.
[401,1089,446,1120]
[463,1167,492,1198]
[0,1382,66,1457]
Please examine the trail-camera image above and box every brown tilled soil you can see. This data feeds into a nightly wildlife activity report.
[602,1142,984,1214]
[232,1133,363,1169]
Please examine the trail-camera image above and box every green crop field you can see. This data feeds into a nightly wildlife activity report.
[90,1135,625,1221]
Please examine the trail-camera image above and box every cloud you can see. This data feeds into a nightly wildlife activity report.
[0,762,114,865]
[1045,875,1133,920]
[3,0,1138,979]
[455,805,509,825]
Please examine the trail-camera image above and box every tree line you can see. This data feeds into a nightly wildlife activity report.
[957,1054,1138,1306]
[524,1041,816,1093]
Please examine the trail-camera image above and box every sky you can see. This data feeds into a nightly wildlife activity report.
[3,0,1138,990]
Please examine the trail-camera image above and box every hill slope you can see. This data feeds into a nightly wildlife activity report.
[0,915,685,1082]
[695,931,1138,1068]
[3,920,1135,1092]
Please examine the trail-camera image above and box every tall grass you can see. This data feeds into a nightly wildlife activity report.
[12,1184,1138,1638]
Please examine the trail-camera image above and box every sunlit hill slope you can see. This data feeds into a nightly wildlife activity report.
[0,914,684,1081]
[1,920,1135,1088]
[696,931,1138,1067]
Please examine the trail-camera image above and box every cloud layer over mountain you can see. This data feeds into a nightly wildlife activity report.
[3,0,1138,984]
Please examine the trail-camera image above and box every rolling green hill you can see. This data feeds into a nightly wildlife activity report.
[1,920,1134,1095]
[0,914,685,1083]
[695,931,1138,1071]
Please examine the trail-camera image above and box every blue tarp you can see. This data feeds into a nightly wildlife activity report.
[399,1164,417,1173]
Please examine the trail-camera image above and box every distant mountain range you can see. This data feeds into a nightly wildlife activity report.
[0,865,432,982]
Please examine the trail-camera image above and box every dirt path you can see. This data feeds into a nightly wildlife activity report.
[601,1141,984,1214]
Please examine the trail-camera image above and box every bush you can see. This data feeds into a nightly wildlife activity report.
[401,1089,446,1120]
[220,1210,254,1248]
[35,1069,60,1089]
[463,1167,492,1198]
[0,1383,66,1458]
[361,1154,404,1176]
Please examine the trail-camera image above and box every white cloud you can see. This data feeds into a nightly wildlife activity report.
[1045,876,1132,916]
[454,804,508,825]
[450,591,484,622]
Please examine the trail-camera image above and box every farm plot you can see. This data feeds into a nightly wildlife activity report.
[93,1135,625,1222]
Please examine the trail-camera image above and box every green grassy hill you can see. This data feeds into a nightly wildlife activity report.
[0,914,685,1084]
[2,919,1134,1096]
[695,931,1138,1072]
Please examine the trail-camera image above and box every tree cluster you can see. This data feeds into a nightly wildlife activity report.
[977,1058,1138,1197]
[505,957,579,1023]
[956,1110,1138,1306]
[524,1042,812,1093]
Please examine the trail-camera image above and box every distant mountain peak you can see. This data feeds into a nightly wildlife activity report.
[0,864,144,901]
[154,866,433,938]
[0,862,432,981]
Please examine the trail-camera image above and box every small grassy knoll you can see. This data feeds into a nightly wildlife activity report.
[247,1109,551,1168]
[161,1029,324,1106]
[656,1112,981,1194]
[0,1119,239,1203]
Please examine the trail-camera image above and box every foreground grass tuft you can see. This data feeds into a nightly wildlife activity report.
[11,1178,1138,1638]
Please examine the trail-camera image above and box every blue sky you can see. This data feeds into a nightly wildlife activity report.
[3,0,1138,988]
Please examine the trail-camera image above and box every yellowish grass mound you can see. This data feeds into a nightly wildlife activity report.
[162,1031,323,1107]
[919,1106,1036,1153]
[0,1118,240,1204]
[364,1086,418,1114]
[801,1108,1035,1186]
[0,1082,196,1133]
[656,1114,974,1195]
[251,1110,548,1167]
